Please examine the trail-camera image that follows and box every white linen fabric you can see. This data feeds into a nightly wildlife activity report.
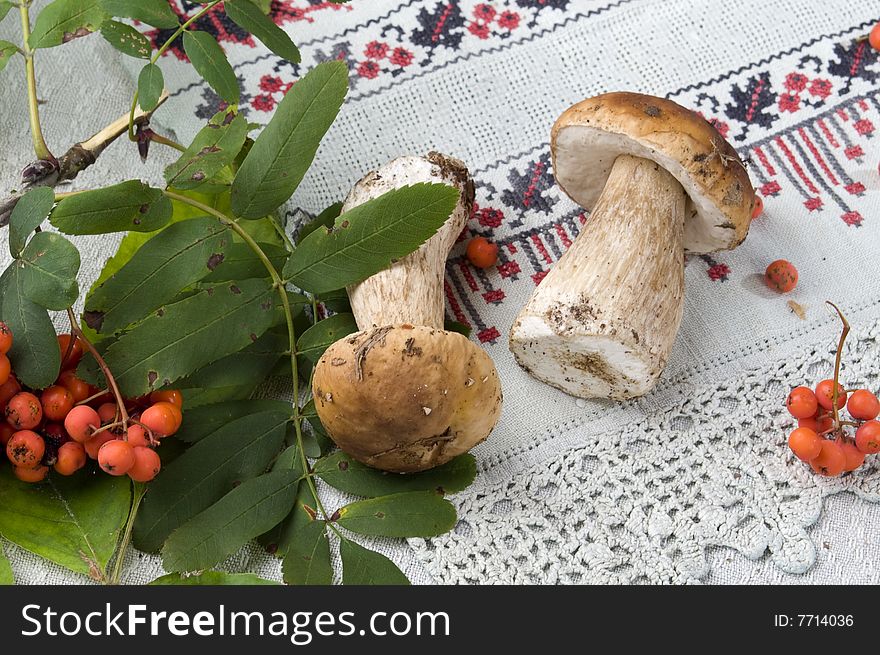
[1,0,878,584]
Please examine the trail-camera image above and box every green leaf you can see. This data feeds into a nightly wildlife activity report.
[0,268,61,388]
[317,287,350,313]
[137,62,164,111]
[84,217,232,335]
[100,19,151,58]
[16,231,80,310]
[316,452,476,498]
[444,320,472,338]
[224,0,300,63]
[98,0,178,28]
[0,543,13,585]
[176,399,291,443]
[29,0,107,49]
[282,519,331,585]
[99,279,279,396]
[284,183,459,294]
[174,329,287,393]
[8,187,54,257]
[183,31,239,105]
[336,491,457,538]
[0,3,13,22]
[50,180,172,235]
[340,539,409,586]
[0,468,129,580]
[133,409,291,553]
[231,60,348,219]
[150,571,280,585]
[296,312,358,365]
[0,40,17,73]
[202,241,287,282]
[165,111,248,190]
[297,202,342,244]
[162,469,300,572]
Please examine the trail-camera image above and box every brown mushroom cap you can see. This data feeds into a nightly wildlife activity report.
[551,92,754,254]
[312,325,502,473]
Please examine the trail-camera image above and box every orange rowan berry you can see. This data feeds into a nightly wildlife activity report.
[41,385,74,422]
[815,379,847,411]
[128,446,161,483]
[84,431,115,460]
[64,405,101,443]
[14,465,48,483]
[140,402,182,438]
[57,370,90,403]
[98,439,135,476]
[149,389,183,409]
[764,259,798,293]
[5,392,43,430]
[466,236,499,269]
[54,442,87,476]
[855,420,880,455]
[786,386,818,419]
[6,430,45,468]
[57,334,84,371]
[840,440,865,473]
[810,439,846,477]
[0,322,12,355]
[0,354,10,386]
[788,427,822,462]
[846,389,880,421]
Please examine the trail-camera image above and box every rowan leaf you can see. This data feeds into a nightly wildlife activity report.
[162,469,300,572]
[183,31,239,105]
[133,409,291,553]
[165,111,248,190]
[340,540,409,586]
[99,279,279,396]
[231,60,348,218]
[50,180,172,235]
[98,0,179,28]
[335,491,457,538]
[0,40,17,73]
[0,544,12,585]
[0,468,129,580]
[84,217,232,335]
[296,202,342,244]
[0,3,12,23]
[0,267,61,388]
[296,312,358,365]
[29,0,107,49]
[315,452,476,498]
[137,63,164,111]
[17,231,80,310]
[8,187,55,257]
[202,241,287,282]
[176,399,292,443]
[100,19,151,59]
[284,183,459,294]
[150,572,279,585]
[224,0,300,62]
[282,519,331,585]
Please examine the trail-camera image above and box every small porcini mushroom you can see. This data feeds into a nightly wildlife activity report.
[509,92,755,399]
[312,153,503,473]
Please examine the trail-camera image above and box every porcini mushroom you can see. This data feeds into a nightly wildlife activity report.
[312,153,503,473]
[509,92,755,399]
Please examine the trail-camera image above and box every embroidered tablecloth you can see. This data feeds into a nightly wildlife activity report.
[1,0,879,584]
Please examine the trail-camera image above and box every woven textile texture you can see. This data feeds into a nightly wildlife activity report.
[1,0,880,584]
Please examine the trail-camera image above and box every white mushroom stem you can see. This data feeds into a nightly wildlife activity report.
[343,154,472,330]
[509,154,686,399]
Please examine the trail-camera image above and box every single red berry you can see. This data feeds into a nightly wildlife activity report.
[751,195,763,219]
[125,423,149,448]
[764,259,798,293]
[5,392,43,430]
[6,430,45,468]
[14,465,48,483]
[870,23,880,51]
[788,427,822,462]
[466,236,499,269]
[815,379,847,411]
[786,386,818,419]
[798,412,833,434]
[128,446,161,482]
[855,420,880,454]
[57,334,84,371]
[40,385,74,422]
[149,389,183,409]
[64,405,101,443]
[810,439,846,477]
[57,370,90,403]
[847,389,880,421]
[84,431,115,460]
[140,402,182,438]
[839,440,866,472]
[0,354,10,386]
[98,439,135,476]
[97,403,118,425]
[0,322,12,355]
[53,441,87,476]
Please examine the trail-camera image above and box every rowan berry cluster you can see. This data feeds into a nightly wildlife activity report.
[784,305,878,476]
[1,321,180,484]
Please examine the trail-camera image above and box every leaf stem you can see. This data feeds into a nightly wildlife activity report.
[66,308,130,429]
[109,482,146,585]
[826,301,849,430]
[128,0,224,140]
[18,0,52,160]
[162,191,343,537]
